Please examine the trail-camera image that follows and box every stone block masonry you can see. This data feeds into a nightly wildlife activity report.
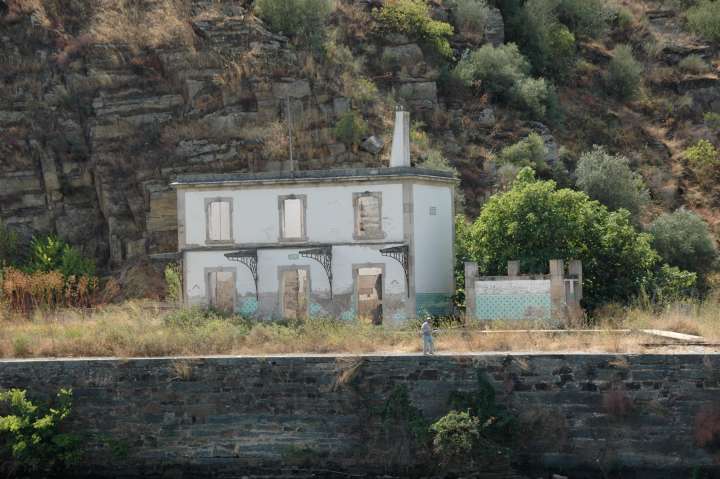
[1,354,719,478]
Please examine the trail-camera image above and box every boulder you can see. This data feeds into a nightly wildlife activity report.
[398,81,438,110]
[360,136,385,155]
[476,107,496,128]
[381,44,424,70]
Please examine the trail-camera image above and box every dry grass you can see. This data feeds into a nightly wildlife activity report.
[85,0,195,51]
[0,299,718,359]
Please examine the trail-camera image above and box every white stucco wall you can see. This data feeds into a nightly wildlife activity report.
[182,183,404,246]
[412,183,454,295]
[184,246,406,303]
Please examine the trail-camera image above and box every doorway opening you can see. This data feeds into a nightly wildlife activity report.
[357,267,383,325]
[281,268,309,320]
[208,270,235,313]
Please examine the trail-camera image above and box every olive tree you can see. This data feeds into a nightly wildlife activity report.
[649,210,718,277]
[575,146,649,221]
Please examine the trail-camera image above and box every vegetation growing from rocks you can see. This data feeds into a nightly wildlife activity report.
[0,388,82,476]
[333,110,369,146]
[373,0,454,58]
[684,140,720,186]
[606,44,643,100]
[0,224,20,268]
[430,410,479,464]
[575,146,649,221]
[164,263,182,303]
[255,0,333,46]
[687,0,720,43]
[497,132,548,171]
[452,0,490,39]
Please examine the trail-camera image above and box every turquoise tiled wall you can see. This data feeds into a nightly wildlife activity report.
[475,293,551,320]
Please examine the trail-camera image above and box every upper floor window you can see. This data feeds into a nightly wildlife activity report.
[353,192,383,239]
[206,198,232,243]
[279,195,306,241]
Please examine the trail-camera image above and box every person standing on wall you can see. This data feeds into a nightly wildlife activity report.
[421,319,434,355]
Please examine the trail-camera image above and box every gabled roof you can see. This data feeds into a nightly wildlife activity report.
[171,166,457,187]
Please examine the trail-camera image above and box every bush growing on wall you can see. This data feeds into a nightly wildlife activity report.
[374,0,454,58]
[164,262,182,303]
[430,410,479,464]
[0,388,82,474]
[497,133,549,171]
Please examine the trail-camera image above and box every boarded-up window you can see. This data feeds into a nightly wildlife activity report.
[357,267,382,325]
[207,200,232,242]
[208,271,235,312]
[281,268,308,320]
[354,193,382,238]
[280,196,305,240]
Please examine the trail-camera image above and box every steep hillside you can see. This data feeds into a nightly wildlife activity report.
[0,0,718,274]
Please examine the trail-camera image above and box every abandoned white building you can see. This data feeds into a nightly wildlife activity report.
[172,109,457,324]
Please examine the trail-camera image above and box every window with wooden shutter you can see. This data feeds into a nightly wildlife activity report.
[207,199,232,242]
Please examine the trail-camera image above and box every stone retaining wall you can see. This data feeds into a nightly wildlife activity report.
[1,354,719,478]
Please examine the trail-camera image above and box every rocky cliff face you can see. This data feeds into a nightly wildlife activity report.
[0,0,718,273]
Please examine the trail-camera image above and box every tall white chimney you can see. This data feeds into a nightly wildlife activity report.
[390,106,410,168]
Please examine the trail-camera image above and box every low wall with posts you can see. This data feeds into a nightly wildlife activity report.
[1,354,719,478]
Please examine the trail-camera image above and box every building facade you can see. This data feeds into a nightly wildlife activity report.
[172,111,456,324]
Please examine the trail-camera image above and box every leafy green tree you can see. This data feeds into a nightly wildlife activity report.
[557,0,611,37]
[0,388,82,474]
[28,235,95,278]
[374,0,455,58]
[649,210,718,278]
[519,0,577,80]
[606,44,643,100]
[462,168,659,308]
[453,0,490,38]
[255,0,333,46]
[575,146,649,221]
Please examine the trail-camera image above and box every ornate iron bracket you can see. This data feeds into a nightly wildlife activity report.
[380,244,409,297]
[225,249,258,300]
[300,245,333,299]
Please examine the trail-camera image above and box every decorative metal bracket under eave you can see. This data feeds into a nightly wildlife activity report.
[225,249,258,300]
[380,244,409,297]
[300,245,333,299]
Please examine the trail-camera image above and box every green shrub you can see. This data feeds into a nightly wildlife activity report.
[163,307,228,329]
[164,263,182,303]
[606,44,643,100]
[430,410,479,464]
[704,112,720,130]
[254,0,332,45]
[453,0,490,38]
[558,0,612,37]
[687,0,720,43]
[454,43,530,95]
[685,139,720,171]
[576,145,649,220]
[374,0,454,58]
[497,132,548,171]
[678,54,711,74]
[0,388,82,473]
[649,210,718,276]
[380,384,432,446]
[28,235,95,279]
[510,77,551,119]
[615,6,634,29]
[649,264,697,303]
[333,110,368,146]
[520,0,577,79]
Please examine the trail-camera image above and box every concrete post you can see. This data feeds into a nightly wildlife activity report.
[568,260,583,303]
[390,107,410,168]
[464,262,478,323]
[549,259,565,320]
[507,260,520,277]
